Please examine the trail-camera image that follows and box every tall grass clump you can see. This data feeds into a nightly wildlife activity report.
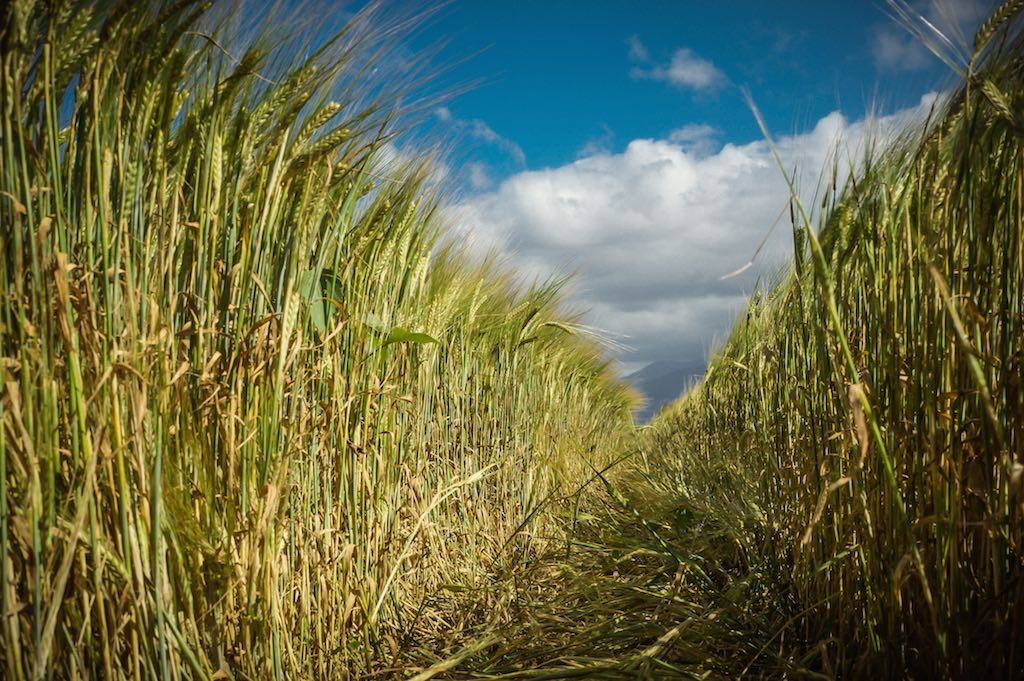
[0,1,636,677]
[630,3,1024,677]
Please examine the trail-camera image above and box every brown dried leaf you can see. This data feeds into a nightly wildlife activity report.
[848,383,869,468]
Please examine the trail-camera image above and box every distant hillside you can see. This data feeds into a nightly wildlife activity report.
[625,360,706,423]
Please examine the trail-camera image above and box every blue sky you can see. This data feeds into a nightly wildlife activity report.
[388,1,996,371]
[412,1,989,175]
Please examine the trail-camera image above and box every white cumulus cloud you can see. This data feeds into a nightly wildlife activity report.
[870,0,997,72]
[667,123,719,156]
[466,162,493,190]
[872,25,934,71]
[629,39,726,91]
[434,107,526,166]
[627,34,650,62]
[450,94,942,369]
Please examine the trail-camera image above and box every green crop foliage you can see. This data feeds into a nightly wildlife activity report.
[3,0,1022,679]
[427,4,1024,679]
[621,3,1024,677]
[0,1,636,678]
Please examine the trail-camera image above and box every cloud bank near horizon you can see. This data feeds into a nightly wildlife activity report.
[449,93,942,370]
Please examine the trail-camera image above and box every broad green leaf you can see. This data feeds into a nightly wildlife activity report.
[361,312,388,333]
[383,326,438,348]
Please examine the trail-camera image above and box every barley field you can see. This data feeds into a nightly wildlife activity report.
[1,0,1022,679]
